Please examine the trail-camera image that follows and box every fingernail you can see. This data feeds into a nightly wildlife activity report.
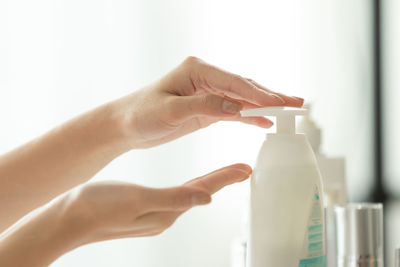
[235,167,252,175]
[269,93,285,104]
[222,99,241,114]
[191,193,211,206]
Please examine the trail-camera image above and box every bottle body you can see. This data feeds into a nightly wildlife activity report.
[247,134,326,267]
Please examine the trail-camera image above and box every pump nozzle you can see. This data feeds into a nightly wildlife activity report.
[240,107,308,134]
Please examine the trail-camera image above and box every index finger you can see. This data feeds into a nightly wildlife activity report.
[184,163,252,194]
[188,57,303,107]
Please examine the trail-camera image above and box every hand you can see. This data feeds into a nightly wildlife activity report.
[113,56,303,149]
[68,163,251,243]
[0,163,251,267]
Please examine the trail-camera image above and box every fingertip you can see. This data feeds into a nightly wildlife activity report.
[184,164,253,195]
[241,164,252,174]
[237,174,251,182]
[280,95,304,108]
[231,166,252,182]
[240,116,273,129]
[228,163,252,175]
[263,119,274,128]
[293,96,305,107]
[285,96,304,107]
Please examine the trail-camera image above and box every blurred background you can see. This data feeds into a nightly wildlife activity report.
[0,0,398,266]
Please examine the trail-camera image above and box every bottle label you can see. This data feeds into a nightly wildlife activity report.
[298,186,326,267]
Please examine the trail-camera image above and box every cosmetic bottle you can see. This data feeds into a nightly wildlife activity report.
[241,107,326,267]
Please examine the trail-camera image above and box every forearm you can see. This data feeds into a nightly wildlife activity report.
[0,101,128,231]
[0,194,88,267]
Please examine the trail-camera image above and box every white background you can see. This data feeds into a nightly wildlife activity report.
[0,1,374,266]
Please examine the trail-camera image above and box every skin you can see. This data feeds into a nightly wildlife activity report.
[0,56,303,266]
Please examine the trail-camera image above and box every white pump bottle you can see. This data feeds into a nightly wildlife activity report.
[241,107,326,267]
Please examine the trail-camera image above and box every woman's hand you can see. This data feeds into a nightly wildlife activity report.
[71,163,251,242]
[113,56,303,149]
[0,164,251,267]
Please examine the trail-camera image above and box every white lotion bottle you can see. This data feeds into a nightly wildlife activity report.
[241,107,326,267]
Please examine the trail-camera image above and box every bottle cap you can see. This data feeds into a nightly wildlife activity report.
[334,203,384,267]
[240,107,308,134]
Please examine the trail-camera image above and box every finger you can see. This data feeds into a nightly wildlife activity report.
[246,78,304,107]
[91,211,180,239]
[186,57,286,106]
[144,186,211,212]
[222,115,273,128]
[184,163,252,194]
[196,114,274,128]
[169,94,243,123]
[169,94,275,127]
[237,100,264,110]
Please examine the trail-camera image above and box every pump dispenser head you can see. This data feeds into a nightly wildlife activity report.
[240,107,308,134]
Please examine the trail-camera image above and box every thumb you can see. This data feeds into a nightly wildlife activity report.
[145,186,211,212]
[171,94,242,122]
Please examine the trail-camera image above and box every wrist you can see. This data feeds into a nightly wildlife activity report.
[56,192,94,245]
[83,101,131,154]
[0,194,90,266]
[60,186,108,245]
[106,92,143,150]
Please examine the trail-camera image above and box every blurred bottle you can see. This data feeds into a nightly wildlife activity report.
[298,104,347,267]
[334,203,384,267]
[395,247,400,267]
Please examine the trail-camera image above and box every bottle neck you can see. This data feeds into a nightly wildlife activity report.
[276,115,296,134]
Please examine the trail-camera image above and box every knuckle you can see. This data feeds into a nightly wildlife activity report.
[232,74,243,83]
[229,74,244,91]
[246,78,255,83]
[203,94,222,110]
[202,94,212,107]
[187,177,210,192]
[175,189,194,209]
[184,56,201,66]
